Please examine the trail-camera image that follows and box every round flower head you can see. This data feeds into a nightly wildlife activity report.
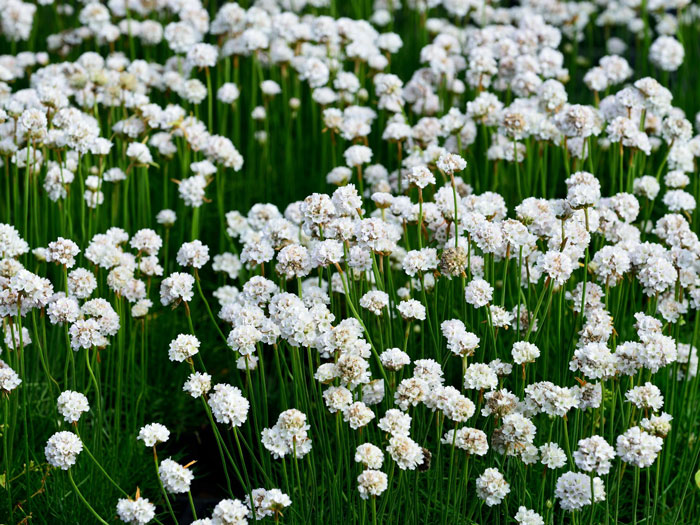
[343,401,375,430]
[45,431,82,470]
[159,458,194,494]
[0,365,22,393]
[211,498,248,525]
[515,507,544,525]
[177,240,210,269]
[47,237,80,268]
[492,413,537,456]
[187,42,218,68]
[344,144,372,167]
[394,377,428,411]
[132,299,153,318]
[476,468,510,506]
[259,488,291,517]
[387,434,424,470]
[625,382,663,412]
[126,143,153,166]
[511,341,540,365]
[160,272,195,306]
[169,333,200,362]
[68,268,98,299]
[441,319,479,357]
[465,278,493,308]
[570,342,617,380]
[397,299,426,321]
[138,423,170,447]
[360,290,389,315]
[641,412,673,438]
[574,435,616,475]
[208,384,249,427]
[276,244,312,279]
[436,153,467,175]
[357,469,388,500]
[379,348,411,371]
[555,471,605,511]
[48,296,80,325]
[463,362,498,391]
[69,319,108,350]
[541,250,575,286]
[540,442,567,470]
[482,389,518,418]
[57,390,89,423]
[116,496,156,524]
[218,83,240,104]
[130,229,162,255]
[378,408,412,437]
[649,36,684,72]
[157,209,177,227]
[355,443,384,469]
[405,165,436,189]
[616,426,663,468]
[633,176,660,200]
[183,372,212,398]
[441,427,489,455]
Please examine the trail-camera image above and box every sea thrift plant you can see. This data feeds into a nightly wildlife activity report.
[1,1,700,524]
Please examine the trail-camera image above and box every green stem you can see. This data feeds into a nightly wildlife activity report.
[67,469,109,525]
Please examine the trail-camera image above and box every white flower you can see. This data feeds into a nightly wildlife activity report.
[476,468,510,506]
[387,434,424,470]
[397,299,426,321]
[227,325,262,356]
[574,436,616,475]
[116,497,156,524]
[555,471,605,511]
[57,390,89,423]
[464,278,493,307]
[160,272,195,306]
[378,409,412,437]
[208,384,249,427]
[512,342,540,365]
[45,431,82,470]
[379,348,410,371]
[463,363,498,391]
[187,43,218,68]
[0,365,22,393]
[357,469,388,499]
[211,498,248,525]
[138,423,170,447]
[616,426,663,468]
[441,427,488,455]
[492,413,536,456]
[649,36,684,72]
[177,240,210,269]
[159,458,194,494]
[262,409,312,460]
[360,291,389,315]
[541,250,575,286]
[344,145,373,167]
[405,165,435,189]
[126,142,153,165]
[540,442,567,470]
[169,334,200,362]
[47,237,80,268]
[625,382,664,412]
[69,319,108,350]
[515,506,544,525]
[436,153,466,175]
[276,244,312,279]
[355,443,384,469]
